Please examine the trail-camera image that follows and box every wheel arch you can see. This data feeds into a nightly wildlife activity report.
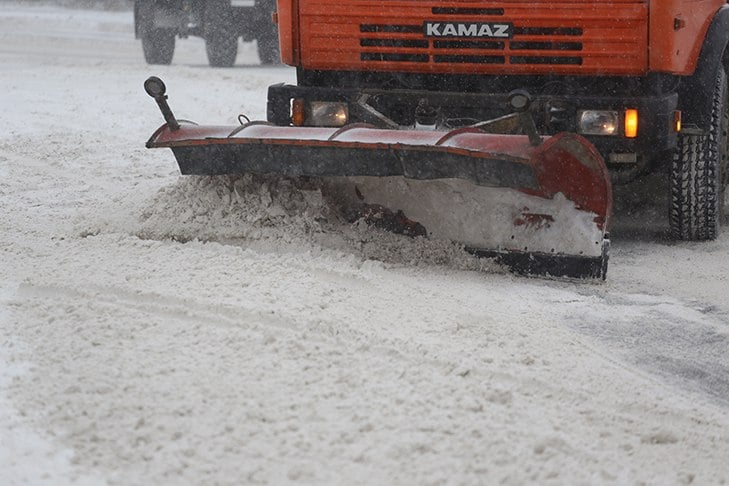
[678,5,729,131]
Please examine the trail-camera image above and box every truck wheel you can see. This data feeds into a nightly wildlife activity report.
[669,67,728,240]
[257,30,280,65]
[141,28,175,65]
[206,35,238,67]
[204,2,238,67]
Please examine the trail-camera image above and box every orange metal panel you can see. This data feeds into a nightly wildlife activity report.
[648,0,724,74]
[296,0,650,76]
[276,0,300,64]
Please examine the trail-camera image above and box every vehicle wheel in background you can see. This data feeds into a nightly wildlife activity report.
[206,34,238,67]
[141,28,175,65]
[205,1,238,67]
[257,29,280,65]
[669,67,728,240]
[137,1,175,65]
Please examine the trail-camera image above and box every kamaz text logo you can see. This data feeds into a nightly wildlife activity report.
[423,22,513,38]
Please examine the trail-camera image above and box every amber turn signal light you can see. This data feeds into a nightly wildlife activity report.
[673,110,682,132]
[292,98,305,126]
[624,109,638,138]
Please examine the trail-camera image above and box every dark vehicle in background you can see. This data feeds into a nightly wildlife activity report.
[134,0,279,66]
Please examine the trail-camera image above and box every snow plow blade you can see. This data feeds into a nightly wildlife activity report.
[144,81,611,279]
[147,122,611,279]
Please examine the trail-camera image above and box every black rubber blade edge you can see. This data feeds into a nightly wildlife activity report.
[469,239,610,280]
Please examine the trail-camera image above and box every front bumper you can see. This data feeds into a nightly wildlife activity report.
[267,83,679,159]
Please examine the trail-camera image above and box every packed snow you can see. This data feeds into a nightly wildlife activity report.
[1,2,729,484]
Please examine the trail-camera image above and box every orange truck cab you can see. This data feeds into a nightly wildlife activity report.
[266,0,729,240]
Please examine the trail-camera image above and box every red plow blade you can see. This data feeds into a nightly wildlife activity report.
[147,121,611,279]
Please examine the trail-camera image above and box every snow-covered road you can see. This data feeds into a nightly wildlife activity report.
[1,3,728,484]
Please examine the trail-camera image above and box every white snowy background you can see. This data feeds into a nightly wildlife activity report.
[1,2,729,484]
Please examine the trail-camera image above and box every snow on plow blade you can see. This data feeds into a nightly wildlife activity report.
[147,120,612,279]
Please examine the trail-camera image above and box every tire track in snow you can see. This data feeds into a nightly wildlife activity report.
[8,274,729,484]
[565,291,729,406]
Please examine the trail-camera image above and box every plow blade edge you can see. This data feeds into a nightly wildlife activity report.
[147,122,612,279]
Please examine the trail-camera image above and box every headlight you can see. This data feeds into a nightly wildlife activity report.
[306,101,349,127]
[578,110,619,136]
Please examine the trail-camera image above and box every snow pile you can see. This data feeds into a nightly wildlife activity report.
[137,174,330,244]
[343,219,500,272]
[136,174,499,272]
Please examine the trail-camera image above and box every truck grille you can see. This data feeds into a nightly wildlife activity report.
[360,24,584,66]
[299,1,648,75]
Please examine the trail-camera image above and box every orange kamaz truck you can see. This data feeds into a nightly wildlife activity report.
[144,0,729,278]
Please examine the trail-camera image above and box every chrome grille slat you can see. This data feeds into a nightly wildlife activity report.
[433,40,504,50]
[433,54,505,64]
[360,38,430,48]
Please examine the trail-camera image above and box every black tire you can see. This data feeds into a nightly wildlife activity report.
[257,30,280,65]
[669,67,728,240]
[204,2,238,67]
[206,35,238,67]
[141,28,175,65]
